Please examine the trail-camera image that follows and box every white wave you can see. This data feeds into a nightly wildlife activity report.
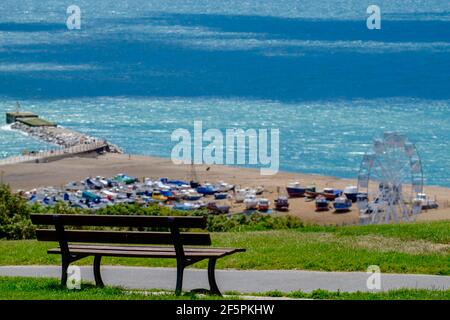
[0,63,100,72]
[0,123,29,136]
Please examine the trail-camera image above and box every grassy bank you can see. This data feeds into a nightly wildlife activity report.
[0,277,448,300]
[1,221,448,275]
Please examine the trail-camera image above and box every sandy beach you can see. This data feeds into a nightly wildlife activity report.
[1,153,449,225]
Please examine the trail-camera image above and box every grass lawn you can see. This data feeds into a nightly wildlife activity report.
[0,277,227,300]
[253,288,450,300]
[0,221,448,275]
[0,277,448,300]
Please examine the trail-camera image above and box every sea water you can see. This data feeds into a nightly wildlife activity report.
[0,1,449,186]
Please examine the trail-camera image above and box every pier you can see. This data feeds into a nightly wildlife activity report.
[1,111,122,165]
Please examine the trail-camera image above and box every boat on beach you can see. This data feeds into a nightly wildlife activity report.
[214,192,228,200]
[197,183,216,195]
[244,194,258,210]
[257,198,270,211]
[315,195,329,211]
[413,193,439,209]
[322,188,343,200]
[343,186,358,202]
[274,196,289,211]
[207,202,230,214]
[333,196,352,212]
[286,182,306,197]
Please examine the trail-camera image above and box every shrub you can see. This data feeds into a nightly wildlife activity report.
[0,184,35,239]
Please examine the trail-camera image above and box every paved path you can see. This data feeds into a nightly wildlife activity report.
[1,266,449,293]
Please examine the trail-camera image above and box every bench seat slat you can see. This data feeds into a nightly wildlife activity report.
[47,247,243,258]
[67,244,245,253]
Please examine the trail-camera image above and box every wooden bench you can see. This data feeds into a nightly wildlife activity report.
[30,214,245,295]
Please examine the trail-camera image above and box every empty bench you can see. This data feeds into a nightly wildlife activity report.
[30,214,245,295]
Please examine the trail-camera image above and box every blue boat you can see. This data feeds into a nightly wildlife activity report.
[197,184,216,195]
[333,196,352,212]
[160,189,175,199]
[286,182,306,197]
[82,191,101,203]
[315,196,329,211]
[343,186,358,202]
[160,178,188,186]
[214,192,228,200]
[322,188,343,200]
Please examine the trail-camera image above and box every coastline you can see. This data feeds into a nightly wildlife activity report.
[1,153,449,225]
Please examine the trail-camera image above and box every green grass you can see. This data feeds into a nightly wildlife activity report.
[0,220,448,275]
[251,289,450,300]
[0,277,229,300]
[0,277,448,300]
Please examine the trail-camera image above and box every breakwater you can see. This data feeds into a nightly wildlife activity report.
[1,113,123,165]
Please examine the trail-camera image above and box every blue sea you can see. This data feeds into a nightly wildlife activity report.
[0,1,449,186]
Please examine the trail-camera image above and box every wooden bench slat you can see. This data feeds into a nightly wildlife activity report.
[67,244,245,253]
[36,229,211,246]
[30,214,207,229]
[47,247,239,258]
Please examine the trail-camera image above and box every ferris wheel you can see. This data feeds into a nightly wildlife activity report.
[357,132,423,224]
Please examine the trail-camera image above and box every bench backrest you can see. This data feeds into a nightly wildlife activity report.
[30,214,211,246]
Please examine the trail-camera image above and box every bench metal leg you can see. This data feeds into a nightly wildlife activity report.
[61,260,69,287]
[93,255,104,287]
[208,258,221,296]
[175,262,185,295]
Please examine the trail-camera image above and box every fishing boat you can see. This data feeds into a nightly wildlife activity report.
[196,183,216,195]
[151,191,168,202]
[101,190,117,201]
[343,186,358,202]
[322,188,343,201]
[274,196,289,211]
[257,198,270,211]
[160,188,177,200]
[315,195,329,211]
[113,174,137,185]
[214,192,228,200]
[333,196,352,212]
[244,194,258,210]
[286,182,306,198]
[304,186,316,198]
[207,202,230,214]
[85,178,103,190]
[160,178,189,187]
[255,186,264,195]
[173,202,199,211]
[214,182,234,192]
[82,190,101,203]
[413,193,439,210]
[234,188,255,203]
[183,190,203,201]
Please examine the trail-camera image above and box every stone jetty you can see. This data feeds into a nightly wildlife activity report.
[10,121,123,153]
[1,110,124,166]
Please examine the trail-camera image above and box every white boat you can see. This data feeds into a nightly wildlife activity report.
[343,186,358,202]
[101,190,117,200]
[214,181,234,192]
[255,186,264,195]
[413,193,438,209]
[244,194,258,210]
[234,188,256,203]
